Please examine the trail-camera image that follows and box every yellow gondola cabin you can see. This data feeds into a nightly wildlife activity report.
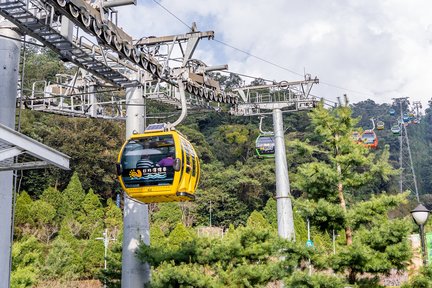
[116,124,200,203]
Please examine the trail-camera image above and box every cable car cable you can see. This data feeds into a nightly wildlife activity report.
[150,0,374,97]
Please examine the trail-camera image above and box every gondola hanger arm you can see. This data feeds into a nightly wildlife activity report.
[259,115,273,134]
[166,80,187,130]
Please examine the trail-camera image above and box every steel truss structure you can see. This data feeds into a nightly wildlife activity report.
[0,1,320,286]
[232,75,319,116]
[0,0,319,119]
[393,97,420,202]
[0,122,69,171]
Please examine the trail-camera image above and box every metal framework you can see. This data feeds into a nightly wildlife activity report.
[233,78,319,242]
[0,0,322,286]
[0,122,69,171]
[231,75,319,116]
[0,0,238,113]
[393,97,420,202]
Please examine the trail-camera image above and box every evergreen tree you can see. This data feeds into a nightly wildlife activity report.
[104,198,123,238]
[151,202,183,234]
[62,172,86,219]
[294,103,397,244]
[40,186,66,224]
[137,213,316,287]
[31,199,57,243]
[42,237,83,280]
[11,236,44,288]
[14,191,35,238]
[291,103,411,284]
[78,188,104,239]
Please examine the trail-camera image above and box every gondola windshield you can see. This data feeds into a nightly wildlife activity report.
[256,134,275,157]
[257,136,274,148]
[120,135,175,188]
[362,132,375,144]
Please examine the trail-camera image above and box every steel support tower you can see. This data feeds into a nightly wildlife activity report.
[122,76,150,285]
[0,19,70,288]
[0,19,21,288]
[0,0,321,285]
[393,97,419,202]
[234,76,319,241]
[0,1,234,286]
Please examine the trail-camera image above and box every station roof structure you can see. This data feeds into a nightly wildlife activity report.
[0,123,69,171]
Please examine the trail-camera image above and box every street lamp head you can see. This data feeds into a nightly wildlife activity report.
[411,204,430,226]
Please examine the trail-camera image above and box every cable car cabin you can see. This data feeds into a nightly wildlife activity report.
[391,125,401,135]
[361,130,378,149]
[403,114,410,123]
[376,121,385,130]
[116,126,200,203]
[255,134,275,158]
[389,108,396,116]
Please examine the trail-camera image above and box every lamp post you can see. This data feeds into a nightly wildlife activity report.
[411,204,430,266]
[96,229,116,288]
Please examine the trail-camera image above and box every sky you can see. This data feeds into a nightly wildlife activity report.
[116,0,432,110]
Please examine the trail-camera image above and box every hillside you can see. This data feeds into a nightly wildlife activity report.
[10,49,432,287]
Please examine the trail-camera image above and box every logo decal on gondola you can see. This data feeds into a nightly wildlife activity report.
[142,173,167,180]
[129,169,142,178]
[128,168,167,180]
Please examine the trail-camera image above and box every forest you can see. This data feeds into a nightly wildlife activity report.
[9,48,432,287]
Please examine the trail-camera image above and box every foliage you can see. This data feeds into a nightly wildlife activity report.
[179,124,215,163]
[11,236,44,287]
[78,188,104,239]
[81,239,104,278]
[401,265,432,288]
[14,191,35,236]
[14,191,57,242]
[209,124,257,165]
[97,236,122,288]
[21,47,70,93]
[290,103,412,284]
[11,172,120,285]
[39,186,64,224]
[12,54,432,286]
[18,110,124,197]
[104,198,123,237]
[262,198,277,227]
[42,237,83,280]
[194,161,273,227]
[284,271,347,288]
[151,202,183,234]
[138,213,310,287]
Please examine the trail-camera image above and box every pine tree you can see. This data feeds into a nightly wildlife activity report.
[291,103,411,284]
[78,188,104,239]
[137,213,318,287]
[61,172,86,219]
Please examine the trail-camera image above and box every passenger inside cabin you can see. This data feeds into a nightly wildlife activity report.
[136,155,154,169]
[158,153,175,167]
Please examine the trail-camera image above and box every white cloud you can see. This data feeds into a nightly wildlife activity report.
[116,0,432,109]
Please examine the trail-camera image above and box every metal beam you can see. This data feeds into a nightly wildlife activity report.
[0,147,22,161]
[0,161,51,171]
[136,31,214,46]
[0,123,70,170]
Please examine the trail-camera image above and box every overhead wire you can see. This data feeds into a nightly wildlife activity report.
[151,0,373,97]
[212,39,304,78]
[151,0,193,30]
